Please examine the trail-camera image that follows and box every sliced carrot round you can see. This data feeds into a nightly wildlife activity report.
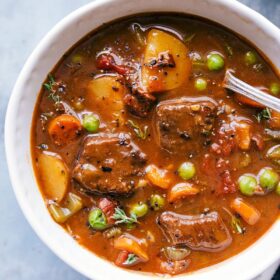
[168,182,199,203]
[48,114,82,146]
[235,94,265,109]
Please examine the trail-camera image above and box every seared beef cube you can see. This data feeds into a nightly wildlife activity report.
[72,133,147,196]
[158,211,232,252]
[155,97,217,153]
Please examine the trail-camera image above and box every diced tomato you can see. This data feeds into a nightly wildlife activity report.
[98,198,117,224]
[115,251,130,267]
[96,54,130,75]
[217,170,236,194]
[201,154,216,176]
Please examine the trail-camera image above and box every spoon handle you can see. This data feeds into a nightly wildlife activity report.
[223,70,280,113]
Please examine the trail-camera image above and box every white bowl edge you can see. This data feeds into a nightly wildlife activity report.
[5,0,280,279]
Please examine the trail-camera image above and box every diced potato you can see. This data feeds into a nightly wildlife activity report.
[49,192,83,223]
[142,29,191,93]
[235,121,252,150]
[38,151,69,202]
[87,75,125,124]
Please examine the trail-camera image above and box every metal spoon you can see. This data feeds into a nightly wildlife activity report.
[223,70,280,112]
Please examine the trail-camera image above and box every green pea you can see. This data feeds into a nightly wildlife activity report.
[82,114,100,132]
[244,51,257,65]
[149,194,165,211]
[270,83,280,95]
[194,78,207,91]
[258,167,279,191]
[207,53,224,71]
[276,182,280,195]
[88,208,107,230]
[238,174,257,196]
[130,202,148,218]
[178,162,196,180]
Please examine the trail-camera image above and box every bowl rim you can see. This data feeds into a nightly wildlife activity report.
[5,0,280,279]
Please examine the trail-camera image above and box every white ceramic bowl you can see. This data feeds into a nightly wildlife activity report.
[5,0,280,279]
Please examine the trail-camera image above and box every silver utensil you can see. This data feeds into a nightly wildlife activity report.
[223,70,280,112]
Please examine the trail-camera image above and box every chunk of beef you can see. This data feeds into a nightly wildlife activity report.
[124,89,156,118]
[158,211,232,252]
[72,133,147,196]
[154,97,217,154]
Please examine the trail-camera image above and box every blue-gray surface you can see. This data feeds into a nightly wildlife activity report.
[0,0,280,279]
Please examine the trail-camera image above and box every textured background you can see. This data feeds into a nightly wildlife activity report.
[0,0,279,279]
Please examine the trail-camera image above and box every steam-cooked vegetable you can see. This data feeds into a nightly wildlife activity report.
[145,164,172,189]
[161,246,191,261]
[82,114,100,132]
[88,208,108,230]
[130,202,149,218]
[38,151,69,202]
[258,167,279,191]
[48,193,83,223]
[168,183,199,203]
[149,194,165,211]
[48,114,82,146]
[266,145,280,165]
[87,76,125,123]
[207,53,224,71]
[194,78,207,91]
[114,234,149,262]
[238,174,257,196]
[230,198,260,225]
[270,83,280,95]
[178,162,196,180]
[244,51,257,66]
[142,29,191,92]
[235,121,252,150]
[269,110,280,129]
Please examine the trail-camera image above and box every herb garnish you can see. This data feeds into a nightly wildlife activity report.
[184,33,196,43]
[225,44,233,57]
[254,108,271,123]
[113,207,138,225]
[127,120,148,140]
[223,207,245,234]
[123,253,139,265]
[43,74,61,104]
[231,216,245,234]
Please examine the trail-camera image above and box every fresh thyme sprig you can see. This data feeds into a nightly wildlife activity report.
[113,207,138,225]
[127,120,148,140]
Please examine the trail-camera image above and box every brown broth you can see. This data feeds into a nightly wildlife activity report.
[31,14,280,275]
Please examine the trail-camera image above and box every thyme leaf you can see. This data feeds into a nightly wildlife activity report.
[254,108,271,123]
[231,216,245,234]
[127,120,148,140]
[112,207,138,225]
[184,33,196,43]
[43,74,61,104]
[123,254,139,265]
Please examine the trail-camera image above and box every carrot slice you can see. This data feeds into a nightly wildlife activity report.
[235,94,265,109]
[168,182,199,203]
[145,164,173,189]
[114,234,149,262]
[230,198,260,225]
[48,114,82,146]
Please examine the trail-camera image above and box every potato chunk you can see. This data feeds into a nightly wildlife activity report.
[142,29,191,93]
[38,151,69,202]
[87,75,125,124]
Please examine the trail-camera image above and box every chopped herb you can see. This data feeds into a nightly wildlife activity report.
[223,207,245,234]
[254,108,271,123]
[127,120,148,140]
[123,253,139,265]
[43,74,61,104]
[231,216,245,234]
[225,44,233,57]
[184,33,196,43]
[112,207,138,225]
